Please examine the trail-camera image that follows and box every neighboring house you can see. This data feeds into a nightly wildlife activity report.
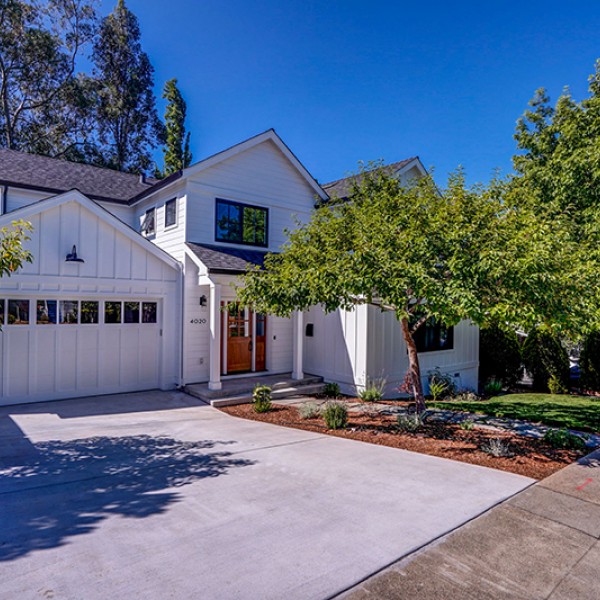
[0,129,478,406]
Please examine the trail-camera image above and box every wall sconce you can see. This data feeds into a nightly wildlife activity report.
[65,245,84,263]
[199,295,207,306]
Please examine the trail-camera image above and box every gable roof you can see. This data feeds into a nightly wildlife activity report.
[322,157,423,201]
[0,148,158,204]
[185,242,269,275]
[0,189,181,270]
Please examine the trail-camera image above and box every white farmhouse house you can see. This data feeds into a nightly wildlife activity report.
[0,129,478,406]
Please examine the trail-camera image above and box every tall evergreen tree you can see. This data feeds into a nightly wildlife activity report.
[0,0,97,160]
[156,78,192,177]
[92,0,163,173]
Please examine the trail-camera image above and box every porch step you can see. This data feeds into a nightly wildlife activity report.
[209,383,326,408]
[183,373,324,403]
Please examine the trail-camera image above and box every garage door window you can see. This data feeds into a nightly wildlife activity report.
[37,300,57,324]
[60,301,79,324]
[142,302,157,323]
[8,300,29,325]
[105,302,122,324]
[0,299,4,325]
[81,301,99,324]
[124,302,140,323]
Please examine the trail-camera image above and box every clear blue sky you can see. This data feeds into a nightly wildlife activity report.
[104,1,600,185]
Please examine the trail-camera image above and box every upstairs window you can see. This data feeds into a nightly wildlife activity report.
[413,318,454,353]
[141,207,156,236]
[215,198,268,247]
[165,198,177,228]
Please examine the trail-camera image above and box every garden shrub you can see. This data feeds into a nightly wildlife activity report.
[543,428,587,451]
[479,324,523,389]
[358,377,386,402]
[428,380,448,401]
[480,438,513,457]
[580,330,600,392]
[483,379,503,397]
[427,369,456,399]
[459,419,475,431]
[252,385,272,413]
[322,401,348,429]
[322,382,341,398]
[298,401,321,419]
[522,328,570,392]
[396,412,425,432]
[548,374,568,395]
[451,390,480,403]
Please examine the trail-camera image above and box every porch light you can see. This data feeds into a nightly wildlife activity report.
[199,295,207,306]
[65,245,84,263]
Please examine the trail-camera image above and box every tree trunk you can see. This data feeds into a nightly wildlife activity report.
[400,317,426,413]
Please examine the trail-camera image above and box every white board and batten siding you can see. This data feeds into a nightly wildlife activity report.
[185,139,317,251]
[0,197,181,405]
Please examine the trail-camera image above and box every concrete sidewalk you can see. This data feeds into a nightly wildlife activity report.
[340,449,600,600]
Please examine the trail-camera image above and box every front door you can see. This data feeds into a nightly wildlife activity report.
[225,304,252,373]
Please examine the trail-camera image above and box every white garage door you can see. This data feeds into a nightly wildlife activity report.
[0,297,162,405]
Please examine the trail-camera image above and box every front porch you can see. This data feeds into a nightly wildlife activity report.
[184,372,324,406]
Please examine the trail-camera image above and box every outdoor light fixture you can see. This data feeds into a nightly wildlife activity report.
[65,245,84,263]
[199,295,207,306]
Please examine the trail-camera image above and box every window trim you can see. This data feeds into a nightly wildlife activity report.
[141,207,156,237]
[214,198,269,248]
[164,198,177,229]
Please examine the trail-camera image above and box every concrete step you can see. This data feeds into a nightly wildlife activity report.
[210,383,325,408]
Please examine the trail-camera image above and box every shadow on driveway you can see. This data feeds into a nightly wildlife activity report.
[0,431,254,562]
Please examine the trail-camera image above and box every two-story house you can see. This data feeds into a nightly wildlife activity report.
[0,129,478,406]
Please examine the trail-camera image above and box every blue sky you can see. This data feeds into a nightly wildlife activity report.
[102,1,600,185]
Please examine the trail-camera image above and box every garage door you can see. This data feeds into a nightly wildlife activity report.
[0,297,162,405]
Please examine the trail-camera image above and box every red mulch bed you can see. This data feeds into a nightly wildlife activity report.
[220,404,585,480]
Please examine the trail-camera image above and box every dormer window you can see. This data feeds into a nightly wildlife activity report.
[141,207,156,236]
[215,198,268,247]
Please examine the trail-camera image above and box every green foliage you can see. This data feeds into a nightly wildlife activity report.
[358,377,386,402]
[298,401,321,419]
[480,438,513,458]
[428,369,456,400]
[322,382,341,398]
[432,393,600,433]
[322,401,348,429]
[92,0,164,173]
[451,391,480,403]
[0,0,97,158]
[156,78,192,178]
[543,428,587,451]
[459,419,475,431]
[580,330,600,392]
[479,324,523,388]
[548,375,568,395]
[522,328,570,393]
[0,220,33,278]
[483,379,503,396]
[396,412,425,432]
[252,385,272,413]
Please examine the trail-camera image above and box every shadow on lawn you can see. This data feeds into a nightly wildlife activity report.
[0,431,254,562]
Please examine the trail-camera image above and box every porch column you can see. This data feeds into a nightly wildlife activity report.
[208,282,222,390]
[292,310,304,380]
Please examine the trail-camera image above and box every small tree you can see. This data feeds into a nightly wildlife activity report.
[0,220,33,278]
[522,328,570,392]
[580,330,600,392]
[236,167,589,412]
[479,324,523,388]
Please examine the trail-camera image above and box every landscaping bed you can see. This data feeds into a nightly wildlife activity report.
[220,403,585,480]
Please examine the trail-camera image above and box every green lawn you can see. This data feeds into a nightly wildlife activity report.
[432,393,600,433]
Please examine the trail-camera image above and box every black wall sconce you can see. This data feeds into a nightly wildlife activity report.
[199,295,207,307]
[65,245,84,263]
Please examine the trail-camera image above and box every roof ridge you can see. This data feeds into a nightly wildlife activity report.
[322,157,418,188]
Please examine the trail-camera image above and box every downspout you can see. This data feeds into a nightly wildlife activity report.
[0,185,7,215]
[178,260,185,389]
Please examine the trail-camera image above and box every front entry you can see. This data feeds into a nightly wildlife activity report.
[222,304,266,374]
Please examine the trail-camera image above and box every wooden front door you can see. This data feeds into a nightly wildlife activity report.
[225,304,252,373]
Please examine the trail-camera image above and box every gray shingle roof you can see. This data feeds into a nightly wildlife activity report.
[322,158,417,201]
[186,242,270,274]
[0,148,159,203]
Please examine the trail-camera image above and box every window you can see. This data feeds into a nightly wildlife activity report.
[413,319,454,353]
[124,302,140,323]
[37,300,57,324]
[8,300,29,324]
[105,301,122,324]
[215,199,268,247]
[141,207,156,236]
[81,301,99,324]
[165,198,177,227]
[60,301,78,324]
[142,302,157,323]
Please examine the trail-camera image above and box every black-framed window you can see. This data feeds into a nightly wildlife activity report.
[413,319,454,353]
[8,300,29,324]
[141,207,156,236]
[105,301,122,324]
[37,300,57,324]
[215,198,268,247]
[124,302,140,323]
[142,302,157,323]
[81,301,99,324]
[165,198,177,228]
[60,300,78,324]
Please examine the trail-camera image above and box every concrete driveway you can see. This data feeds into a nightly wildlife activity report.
[0,391,533,600]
